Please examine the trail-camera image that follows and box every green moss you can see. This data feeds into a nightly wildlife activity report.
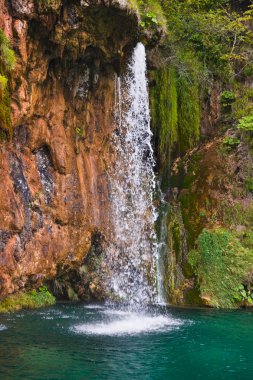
[188,228,253,308]
[0,29,15,139]
[185,288,202,306]
[0,84,12,139]
[0,30,15,71]
[150,67,178,186]
[177,74,200,153]
[0,75,7,90]
[170,152,205,248]
[0,287,56,313]
[150,64,200,189]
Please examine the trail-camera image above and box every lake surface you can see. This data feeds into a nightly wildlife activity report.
[0,303,253,379]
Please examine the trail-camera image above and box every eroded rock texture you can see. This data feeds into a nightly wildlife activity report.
[0,0,139,298]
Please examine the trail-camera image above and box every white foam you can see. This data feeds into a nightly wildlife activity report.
[71,312,182,336]
[102,309,132,316]
[83,305,105,310]
[0,324,7,331]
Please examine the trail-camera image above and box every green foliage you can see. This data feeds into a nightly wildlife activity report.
[237,113,253,132]
[140,12,158,27]
[188,228,253,308]
[233,84,253,120]
[0,287,56,313]
[233,284,253,304]
[223,136,240,149]
[150,1,253,169]
[129,0,166,29]
[161,1,253,82]
[220,90,236,108]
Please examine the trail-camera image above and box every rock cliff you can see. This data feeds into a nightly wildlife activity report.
[0,0,139,298]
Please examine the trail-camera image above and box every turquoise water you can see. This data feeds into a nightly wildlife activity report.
[0,303,253,380]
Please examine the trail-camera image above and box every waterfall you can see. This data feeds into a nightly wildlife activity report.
[105,43,162,305]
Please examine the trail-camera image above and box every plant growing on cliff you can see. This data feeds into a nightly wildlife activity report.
[140,11,158,27]
[0,75,7,90]
[0,287,55,313]
[188,228,253,308]
[129,0,166,29]
[0,30,15,71]
[223,136,240,150]
[161,1,253,82]
[233,284,253,305]
[220,90,236,109]
[0,29,15,139]
[237,113,253,133]
[150,59,201,184]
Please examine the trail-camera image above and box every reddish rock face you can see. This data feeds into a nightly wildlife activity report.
[0,0,139,297]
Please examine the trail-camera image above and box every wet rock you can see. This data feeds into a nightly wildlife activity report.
[35,146,54,205]
[0,0,141,297]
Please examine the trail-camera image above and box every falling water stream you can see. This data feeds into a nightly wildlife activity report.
[105,42,163,305]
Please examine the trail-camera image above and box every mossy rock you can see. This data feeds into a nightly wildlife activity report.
[0,29,15,139]
[0,287,56,313]
[188,228,253,308]
[185,288,203,306]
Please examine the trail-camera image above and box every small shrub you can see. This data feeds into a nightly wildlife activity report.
[140,12,158,27]
[220,90,236,108]
[223,136,240,149]
[237,113,253,133]
[129,0,166,29]
[233,284,253,305]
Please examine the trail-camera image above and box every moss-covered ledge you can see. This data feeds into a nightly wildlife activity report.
[0,287,55,313]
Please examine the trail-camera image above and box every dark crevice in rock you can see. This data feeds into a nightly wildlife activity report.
[0,231,13,252]
[9,153,33,255]
[10,153,31,206]
[13,125,30,153]
[49,229,106,301]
